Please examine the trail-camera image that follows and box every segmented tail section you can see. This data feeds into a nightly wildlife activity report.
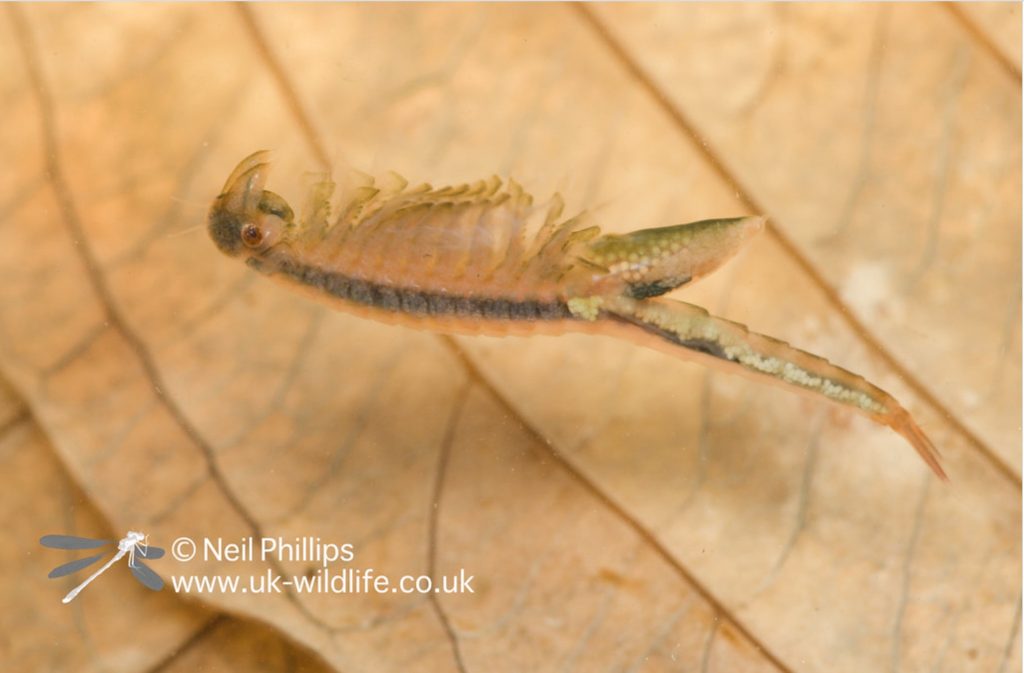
[603,296,946,478]
[883,407,947,480]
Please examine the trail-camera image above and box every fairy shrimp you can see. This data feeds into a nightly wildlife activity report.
[208,150,945,479]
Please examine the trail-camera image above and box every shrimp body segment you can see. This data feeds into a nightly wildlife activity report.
[208,151,945,479]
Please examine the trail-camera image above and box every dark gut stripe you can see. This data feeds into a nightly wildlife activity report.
[607,312,732,362]
[608,312,859,400]
[255,257,574,321]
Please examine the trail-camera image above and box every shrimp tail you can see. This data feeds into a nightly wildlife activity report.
[882,406,947,480]
[594,296,946,479]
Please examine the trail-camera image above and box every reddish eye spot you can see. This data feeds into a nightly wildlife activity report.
[241,223,264,247]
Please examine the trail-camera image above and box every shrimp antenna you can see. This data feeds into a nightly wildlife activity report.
[164,223,207,238]
[221,149,271,193]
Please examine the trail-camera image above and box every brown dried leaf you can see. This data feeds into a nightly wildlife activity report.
[158,617,335,673]
[0,415,212,671]
[957,2,1023,74]
[0,4,1019,673]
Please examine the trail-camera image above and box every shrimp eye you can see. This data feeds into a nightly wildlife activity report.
[241,223,264,247]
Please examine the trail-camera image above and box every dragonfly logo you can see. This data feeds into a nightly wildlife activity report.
[40,532,165,603]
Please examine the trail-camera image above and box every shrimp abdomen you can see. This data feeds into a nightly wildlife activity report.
[598,296,946,478]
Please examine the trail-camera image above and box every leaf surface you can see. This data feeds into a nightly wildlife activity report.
[0,4,1018,673]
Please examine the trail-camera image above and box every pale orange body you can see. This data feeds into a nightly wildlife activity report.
[208,151,945,479]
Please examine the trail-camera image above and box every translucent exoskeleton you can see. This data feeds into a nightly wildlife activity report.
[208,151,945,479]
